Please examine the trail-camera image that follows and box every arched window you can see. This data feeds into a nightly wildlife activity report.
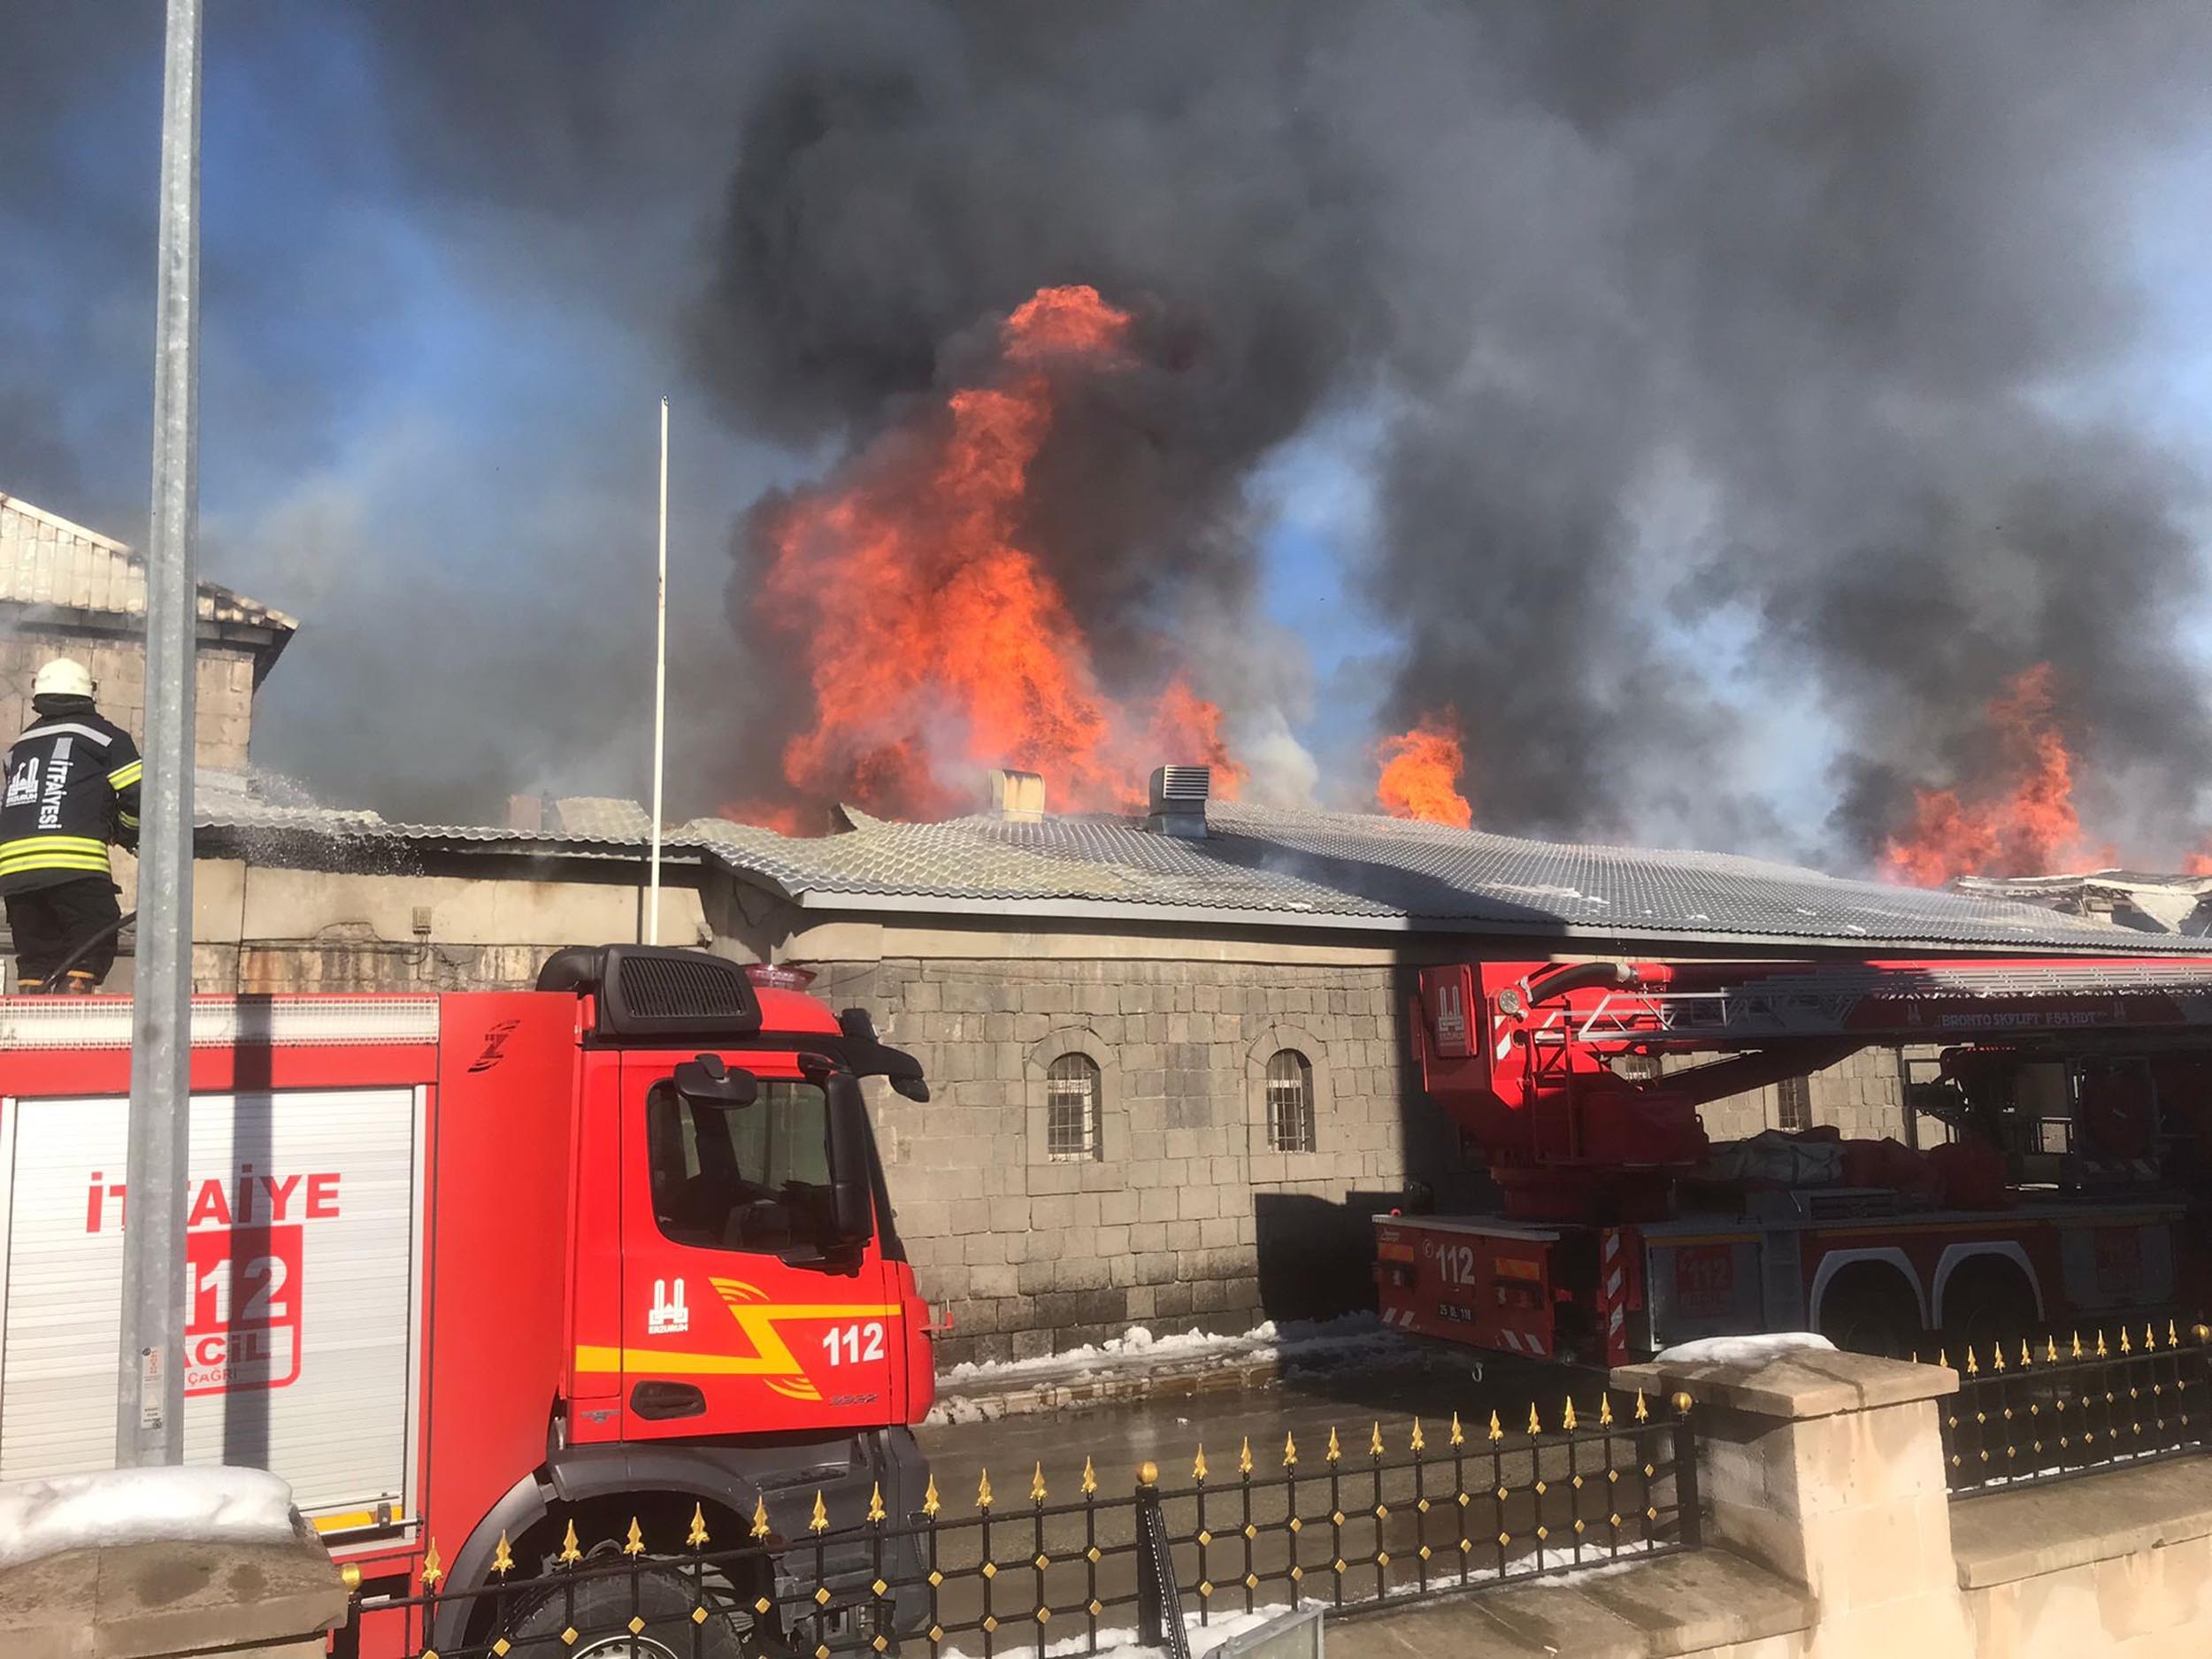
[1045,1052,1103,1162]
[1265,1049,1316,1153]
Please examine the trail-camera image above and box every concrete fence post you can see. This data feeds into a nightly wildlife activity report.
[1615,1345,1973,1659]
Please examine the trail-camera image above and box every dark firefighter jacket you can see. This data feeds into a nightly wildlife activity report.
[0,699,142,895]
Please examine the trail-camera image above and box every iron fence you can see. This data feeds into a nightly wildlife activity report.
[1936,1319,2212,1496]
[341,1389,1699,1659]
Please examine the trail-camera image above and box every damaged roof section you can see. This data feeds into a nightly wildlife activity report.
[1953,871,2212,938]
[191,776,2212,954]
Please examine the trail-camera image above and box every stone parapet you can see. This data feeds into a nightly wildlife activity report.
[0,1528,349,1659]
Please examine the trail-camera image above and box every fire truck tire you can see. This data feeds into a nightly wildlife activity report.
[1816,1267,1923,1358]
[503,1566,754,1659]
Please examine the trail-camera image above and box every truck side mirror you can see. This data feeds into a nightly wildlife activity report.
[824,1072,876,1247]
[672,1053,759,1109]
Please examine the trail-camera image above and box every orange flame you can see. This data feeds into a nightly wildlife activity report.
[1883,664,2093,885]
[2182,849,2212,877]
[1376,710,1473,829]
[749,285,1239,820]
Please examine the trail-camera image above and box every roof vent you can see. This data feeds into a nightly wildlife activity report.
[1148,765,1211,840]
[989,768,1046,824]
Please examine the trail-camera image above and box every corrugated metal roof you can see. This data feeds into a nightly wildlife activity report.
[1,493,297,634]
[194,781,2212,954]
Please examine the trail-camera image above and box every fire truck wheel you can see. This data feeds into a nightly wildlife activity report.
[503,1566,754,1659]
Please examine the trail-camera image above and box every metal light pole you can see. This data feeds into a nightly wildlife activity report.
[117,0,202,1467]
[648,396,668,944]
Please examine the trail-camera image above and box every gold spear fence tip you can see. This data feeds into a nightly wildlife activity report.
[1633,1390,1648,1424]
[2170,1320,2181,1348]
[1082,1456,1099,1495]
[492,1531,514,1576]
[2096,1330,2108,1358]
[687,1503,710,1549]
[2021,1340,2032,1370]
[1284,1432,1298,1467]
[1192,1447,1208,1484]
[1410,1417,1426,1454]
[1370,1422,1385,1458]
[869,1484,887,1525]
[1239,1438,1254,1476]
[1937,1348,1948,1371]
[1032,1463,1048,1503]
[2121,1327,2132,1356]
[2147,1323,2157,1352]
[1449,1411,1464,1448]
[1325,1426,1341,1463]
[560,1520,583,1564]
[1563,1398,1578,1432]
[1965,1347,1979,1377]
[1992,1343,2004,1373]
[624,1517,647,1556]
[1486,1409,1503,1443]
[810,1494,830,1534]
[2072,1331,2084,1359]
[921,1478,941,1520]
[2047,1337,2060,1364]
[421,1538,443,1588]
[976,1470,994,1510]
[751,1496,772,1540]
[1599,1394,1614,1427]
[1526,1402,1543,1437]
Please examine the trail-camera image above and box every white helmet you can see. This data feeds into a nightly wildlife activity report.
[32,659,94,700]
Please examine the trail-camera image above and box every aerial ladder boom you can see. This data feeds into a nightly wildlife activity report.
[1379,955,2212,1363]
[1410,956,2212,1218]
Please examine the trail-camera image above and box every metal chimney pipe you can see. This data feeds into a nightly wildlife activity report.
[1147,765,1211,839]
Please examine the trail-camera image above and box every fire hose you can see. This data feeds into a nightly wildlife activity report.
[36,909,137,995]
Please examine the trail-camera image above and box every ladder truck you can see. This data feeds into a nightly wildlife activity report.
[0,945,937,1658]
[1375,956,2212,1366]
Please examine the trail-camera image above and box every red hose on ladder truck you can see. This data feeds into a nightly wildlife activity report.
[1374,956,2212,1365]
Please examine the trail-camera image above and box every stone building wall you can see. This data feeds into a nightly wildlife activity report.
[808,954,1445,1366]
[0,626,258,772]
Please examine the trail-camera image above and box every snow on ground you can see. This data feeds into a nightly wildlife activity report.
[0,1466,297,1571]
[928,1315,1402,1424]
[942,1605,1296,1659]
[1653,1333,1836,1366]
[940,1540,1664,1657]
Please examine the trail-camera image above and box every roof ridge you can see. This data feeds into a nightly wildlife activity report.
[0,492,132,555]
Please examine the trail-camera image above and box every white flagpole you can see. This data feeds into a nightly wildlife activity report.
[649,396,668,944]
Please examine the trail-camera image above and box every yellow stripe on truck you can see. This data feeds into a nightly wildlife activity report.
[578,1300,904,1378]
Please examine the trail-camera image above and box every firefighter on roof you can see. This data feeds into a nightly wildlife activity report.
[2,660,140,993]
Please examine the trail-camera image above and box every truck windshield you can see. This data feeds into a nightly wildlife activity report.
[646,1079,833,1253]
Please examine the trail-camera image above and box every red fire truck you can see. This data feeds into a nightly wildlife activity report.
[0,945,936,1655]
[1376,956,2212,1366]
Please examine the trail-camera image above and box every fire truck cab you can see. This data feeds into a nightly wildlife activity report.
[1377,956,2212,1366]
[0,945,934,1655]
